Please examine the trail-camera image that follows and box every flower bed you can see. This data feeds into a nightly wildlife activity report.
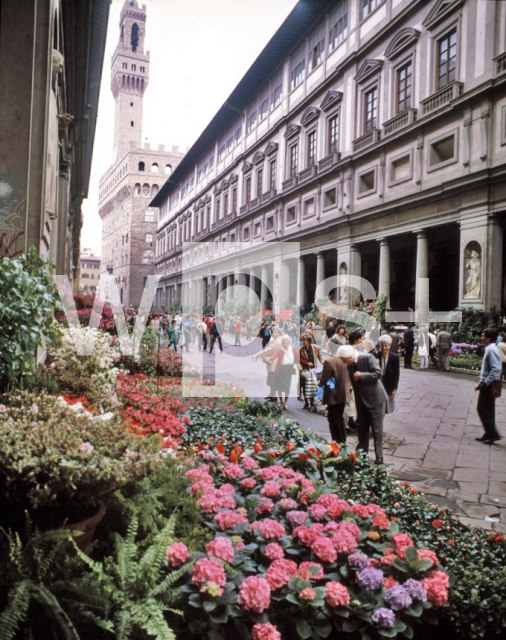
[168,444,449,640]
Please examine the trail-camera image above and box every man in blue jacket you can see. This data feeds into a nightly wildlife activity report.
[475,327,502,445]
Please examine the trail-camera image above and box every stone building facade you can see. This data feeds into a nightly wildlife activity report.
[152,0,506,314]
[80,248,101,293]
[98,0,185,307]
[0,0,110,280]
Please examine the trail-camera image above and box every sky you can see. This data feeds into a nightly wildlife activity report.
[81,0,299,255]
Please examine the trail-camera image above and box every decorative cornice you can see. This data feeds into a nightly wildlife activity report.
[242,161,253,173]
[252,151,265,165]
[300,106,321,127]
[355,59,384,85]
[264,141,279,156]
[385,28,420,60]
[229,172,238,184]
[320,91,343,112]
[284,123,301,140]
[213,184,221,195]
[422,0,464,30]
[220,179,230,190]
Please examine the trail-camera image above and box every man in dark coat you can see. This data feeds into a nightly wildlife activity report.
[402,323,415,369]
[374,334,400,414]
[344,331,388,465]
[319,352,350,444]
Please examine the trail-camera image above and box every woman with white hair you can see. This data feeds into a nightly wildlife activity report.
[374,334,400,414]
[254,326,283,401]
[267,335,299,409]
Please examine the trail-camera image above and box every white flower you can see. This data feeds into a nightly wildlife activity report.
[0,405,6,413]
[31,404,39,414]
[80,442,94,453]
[0,181,13,198]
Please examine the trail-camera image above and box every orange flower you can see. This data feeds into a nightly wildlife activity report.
[253,443,262,453]
[267,449,277,459]
[349,451,357,466]
[216,442,226,454]
[298,453,309,460]
[286,442,295,451]
[432,519,444,529]
[230,450,237,463]
[329,441,340,457]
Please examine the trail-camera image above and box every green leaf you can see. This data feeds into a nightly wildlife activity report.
[404,546,419,565]
[342,619,358,633]
[392,558,409,573]
[410,558,433,573]
[296,619,312,639]
[402,625,414,639]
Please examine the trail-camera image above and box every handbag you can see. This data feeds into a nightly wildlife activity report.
[489,379,502,399]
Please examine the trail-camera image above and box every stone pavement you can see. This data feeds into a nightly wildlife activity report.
[182,335,506,533]
[285,367,506,534]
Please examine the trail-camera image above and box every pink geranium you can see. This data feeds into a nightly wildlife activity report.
[237,576,271,613]
[166,542,190,567]
[251,623,281,640]
[206,536,235,563]
[325,581,351,607]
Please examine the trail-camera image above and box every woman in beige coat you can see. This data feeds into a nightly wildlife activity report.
[254,326,283,401]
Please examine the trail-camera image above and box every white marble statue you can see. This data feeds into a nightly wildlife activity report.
[464,249,481,299]
[338,265,349,304]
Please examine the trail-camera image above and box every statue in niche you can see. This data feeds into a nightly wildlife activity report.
[273,273,280,308]
[338,264,349,304]
[464,249,481,299]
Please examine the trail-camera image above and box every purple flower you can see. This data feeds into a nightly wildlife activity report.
[347,553,369,569]
[357,567,384,591]
[403,579,427,602]
[372,608,396,629]
[286,510,308,527]
[384,586,413,611]
[278,498,298,511]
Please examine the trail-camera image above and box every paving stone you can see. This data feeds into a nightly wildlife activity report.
[479,494,506,506]
[457,502,501,519]
[422,495,457,510]
[459,516,494,530]
[452,468,489,483]
[492,522,506,534]
[456,481,488,494]
[489,482,506,496]
[410,482,447,497]
[393,445,429,459]
[447,489,482,503]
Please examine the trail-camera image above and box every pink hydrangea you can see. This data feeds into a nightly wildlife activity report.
[213,510,248,531]
[417,549,439,568]
[206,536,235,563]
[265,559,298,590]
[297,561,324,580]
[222,463,244,479]
[186,465,212,483]
[237,576,271,613]
[286,510,308,527]
[218,483,236,494]
[191,558,226,595]
[293,524,325,547]
[383,576,400,589]
[421,571,450,607]
[257,466,283,480]
[240,477,257,489]
[323,522,339,533]
[278,498,298,511]
[334,520,361,540]
[351,503,370,518]
[331,531,358,555]
[311,536,337,563]
[327,499,352,520]
[372,515,390,530]
[242,456,259,470]
[264,543,285,561]
[325,581,351,607]
[261,481,282,497]
[259,519,286,540]
[316,494,340,508]
[166,542,190,567]
[308,504,327,521]
[301,478,316,493]
[255,500,275,514]
[391,533,414,559]
[251,623,281,640]
[300,587,317,601]
[189,480,214,496]
[365,504,386,517]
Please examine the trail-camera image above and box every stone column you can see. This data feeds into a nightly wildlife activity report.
[226,274,233,302]
[297,257,305,307]
[261,264,269,310]
[281,260,290,311]
[350,244,362,307]
[249,268,257,307]
[415,231,428,311]
[316,253,325,294]
[209,275,216,307]
[378,238,391,302]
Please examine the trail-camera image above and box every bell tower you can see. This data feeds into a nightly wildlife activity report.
[110,1,150,160]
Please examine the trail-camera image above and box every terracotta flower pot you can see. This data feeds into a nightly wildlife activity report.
[63,500,106,550]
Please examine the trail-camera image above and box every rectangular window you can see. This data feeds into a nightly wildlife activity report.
[270,160,277,190]
[232,188,237,213]
[438,29,457,89]
[131,64,136,71]
[290,144,298,176]
[218,143,226,162]
[271,83,282,109]
[215,198,221,220]
[329,113,339,153]
[247,110,257,133]
[245,177,251,204]
[397,62,412,113]
[234,125,242,145]
[308,24,325,73]
[329,0,348,51]
[290,44,306,91]
[223,193,228,218]
[364,87,378,132]
[286,206,296,224]
[257,169,263,196]
[226,135,233,155]
[259,97,269,122]
[307,131,317,166]
[362,0,384,20]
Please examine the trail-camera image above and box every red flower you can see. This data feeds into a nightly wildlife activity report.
[329,441,340,457]
[216,442,226,454]
[432,519,444,529]
[286,442,295,451]
[254,443,262,453]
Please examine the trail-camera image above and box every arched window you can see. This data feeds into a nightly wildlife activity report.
[151,184,159,197]
[134,183,141,196]
[122,74,125,87]
[136,77,140,92]
[138,161,145,171]
[120,288,124,303]
[146,233,153,245]
[142,250,155,265]
[131,23,139,52]
[142,183,150,196]
[127,75,130,90]
[151,163,159,173]
[165,164,172,175]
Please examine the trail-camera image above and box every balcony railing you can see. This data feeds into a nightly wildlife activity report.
[261,188,276,204]
[383,108,417,136]
[420,81,464,115]
[495,52,506,76]
[318,152,341,172]
[298,165,318,183]
[352,128,381,153]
